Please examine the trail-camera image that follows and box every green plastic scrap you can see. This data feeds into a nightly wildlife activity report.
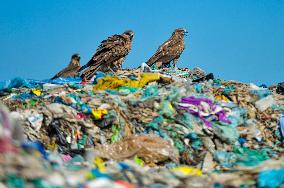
[224,86,236,94]
[152,64,157,70]
[111,124,122,143]
[174,138,185,152]
[214,151,238,168]
[68,83,83,89]
[77,135,87,149]
[134,155,144,166]
[167,86,180,102]
[174,113,196,131]
[28,99,37,106]
[119,86,140,95]
[194,84,203,93]
[160,100,175,117]
[165,125,186,152]
[233,147,271,166]
[31,179,50,188]
[215,147,271,168]
[141,85,159,101]
[147,115,164,131]
[213,79,222,84]
[6,174,25,188]
[185,133,203,150]
[212,122,239,144]
[65,155,85,171]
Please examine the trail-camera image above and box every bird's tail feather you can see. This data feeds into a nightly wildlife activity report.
[51,75,57,80]
[80,64,101,81]
[146,57,157,67]
[79,59,93,72]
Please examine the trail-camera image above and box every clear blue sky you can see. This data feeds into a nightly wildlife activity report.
[0,0,283,85]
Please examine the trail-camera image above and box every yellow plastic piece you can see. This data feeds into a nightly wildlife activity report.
[93,73,161,91]
[85,171,94,180]
[215,95,230,102]
[172,166,202,176]
[32,89,41,96]
[93,157,106,172]
[91,109,108,120]
[168,103,174,111]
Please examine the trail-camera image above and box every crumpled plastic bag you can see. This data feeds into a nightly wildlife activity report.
[93,135,179,163]
[255,95,276,112]
[0,77,38,90]
[0,77,82,91]
[258,167,284,188]
[212,122,239,144]
[178,96,231,127]
[93,73,161,91]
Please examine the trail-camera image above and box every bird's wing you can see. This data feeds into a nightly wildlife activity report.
[95,34,125,55]
[81,35,130,81]
[81,34,126,70]
[91,35,128,67]
[51,64,80,80]
[146,38,183,67]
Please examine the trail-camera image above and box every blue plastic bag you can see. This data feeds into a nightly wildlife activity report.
[280,115,284,140]
[258,167,284,188]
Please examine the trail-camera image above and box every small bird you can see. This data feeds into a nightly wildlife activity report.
[80,30,134,81]
[51,54,81,80]
[146,28,188,69]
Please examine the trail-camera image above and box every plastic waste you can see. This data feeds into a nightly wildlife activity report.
[212,122,239,144]
[178,96,231,127]
[249,83,271,99]
[258,167,284,188]
[276,82,284,95]
[93,135,179,163]
[255,95,276,112]
[21,141,48,159]
[280,115,284,140]
[93,73,161,90]
[141,85,159,101]
[27,113,43,131]
[92,109,108,120]
[0,66,283,187]
[31,89,41,96]
[172,166,202,176]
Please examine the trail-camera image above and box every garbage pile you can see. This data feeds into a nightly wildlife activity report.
[0,67,284,188]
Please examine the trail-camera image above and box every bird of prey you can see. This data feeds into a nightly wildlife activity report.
[146,28,188,69]
[51,54,81,80]
[80,30,134,81]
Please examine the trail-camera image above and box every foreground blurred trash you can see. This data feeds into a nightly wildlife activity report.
[0,67,283,187]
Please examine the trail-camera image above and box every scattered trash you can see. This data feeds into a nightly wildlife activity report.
[0,67,283,187]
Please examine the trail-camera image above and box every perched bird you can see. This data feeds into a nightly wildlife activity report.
[51,54,81,80]
[80,30,134,81]
[146,28,188,69]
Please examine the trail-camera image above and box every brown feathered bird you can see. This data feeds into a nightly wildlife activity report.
[146,28,188,69]
[51,54,81,80]
[80,30,134,81]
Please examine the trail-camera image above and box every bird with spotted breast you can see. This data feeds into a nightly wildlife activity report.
[51,53,81,80]
[79,30,134,81]
[146,28,188,69]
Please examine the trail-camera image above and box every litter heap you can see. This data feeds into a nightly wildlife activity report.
[0,67,284,188]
